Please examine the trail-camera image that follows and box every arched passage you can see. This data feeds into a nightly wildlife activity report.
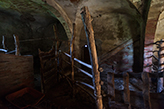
[152,11,164,93]
[32,0,73,40]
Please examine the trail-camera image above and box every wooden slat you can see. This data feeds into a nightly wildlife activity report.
[44,73,56,85]
[63,59,93,78]
[38,47,57,93]
[6,50,16,54]
[77,67,92,78]
[43,67,56,80]
[42,64,55,72]
[76,81,94,90]
[38,47,55,56]
[40,54,56,60]
[75,83,95,100]
[64,52,92,69]
[0,49,7,52]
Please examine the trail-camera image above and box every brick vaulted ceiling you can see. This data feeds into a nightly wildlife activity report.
[0,0,164,56]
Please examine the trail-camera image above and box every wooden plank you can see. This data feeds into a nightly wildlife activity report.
[142,72,151,109]
[81,6,103,109]
[123,72,131,109]
[0,53,33,97]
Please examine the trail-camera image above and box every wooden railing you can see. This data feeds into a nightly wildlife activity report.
[107,72,152,109]
[107,39,164,108]
[60,52,95,99]
[0,35,20,55]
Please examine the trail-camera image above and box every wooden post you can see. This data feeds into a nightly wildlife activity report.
[142,72,151,109]
[2,36,5,49]
[13,34,20,56]
[123,72,131,109]
[81,6,103,109]
[107,72,115,107]
[38,49,45,93]
[70,23,76,97]
[53,25,59,82]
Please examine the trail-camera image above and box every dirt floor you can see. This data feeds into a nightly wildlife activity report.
[0,78,96,109]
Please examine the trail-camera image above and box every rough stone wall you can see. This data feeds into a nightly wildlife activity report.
[74,0,142,58]
[0,8,68,56]
[0,0,164,71]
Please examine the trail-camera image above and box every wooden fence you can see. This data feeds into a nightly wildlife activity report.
[0,34,20,55]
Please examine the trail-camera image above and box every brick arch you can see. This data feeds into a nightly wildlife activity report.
[38,0,73,40]
[154,11,164,42]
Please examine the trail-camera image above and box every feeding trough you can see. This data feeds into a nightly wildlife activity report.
[6,87,45,109]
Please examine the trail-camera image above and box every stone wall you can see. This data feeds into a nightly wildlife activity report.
[0,8,68,56]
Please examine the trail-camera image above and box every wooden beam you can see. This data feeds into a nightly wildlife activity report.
[123,72,131,109]
[142,72,151,109]
[70,23,76,97]
[81,6,103,109]
[2,36,5,49]
[107,72,115,107]
[53,25,59,82]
